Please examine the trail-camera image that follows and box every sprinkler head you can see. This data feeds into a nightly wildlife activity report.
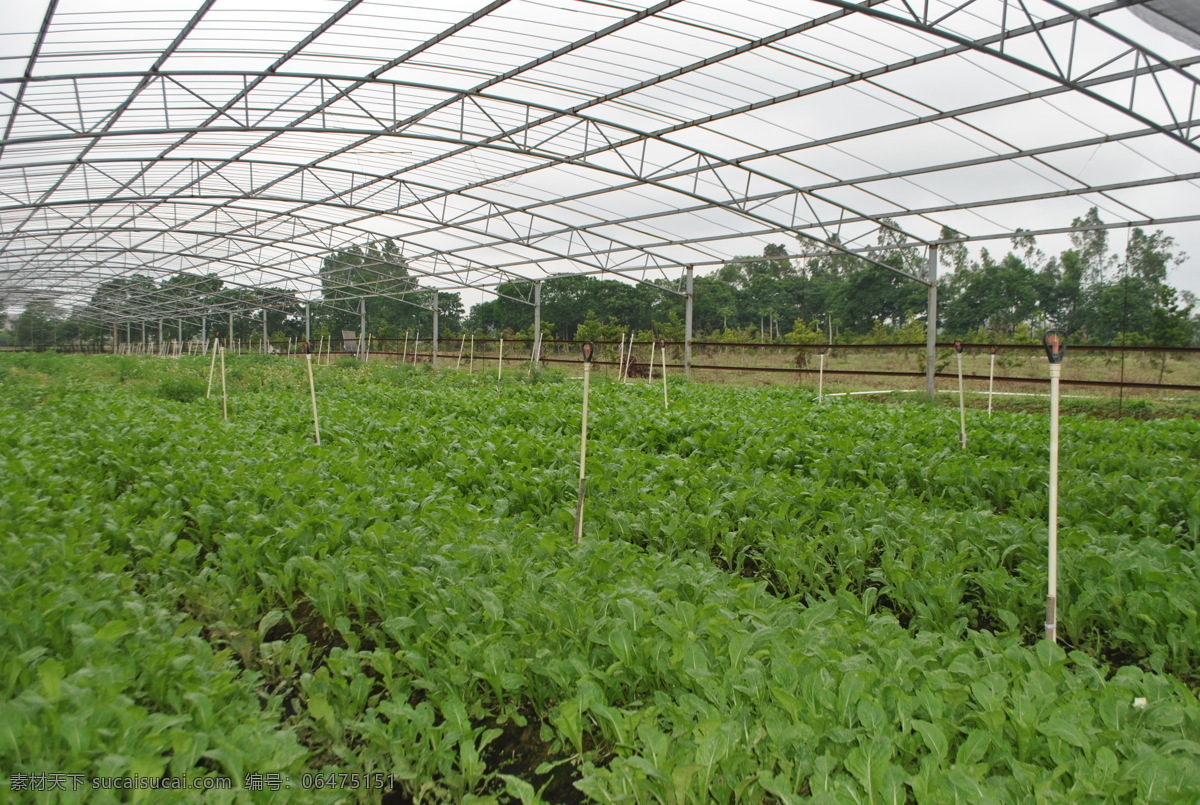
[1043,330,1065,364]
[954,340,964,354]
[581,341,594,363]
[818,346,827,355]
[989,345,998,355]
[657,338,666,348]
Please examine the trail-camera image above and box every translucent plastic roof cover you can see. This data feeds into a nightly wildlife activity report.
[3,0,1200,322]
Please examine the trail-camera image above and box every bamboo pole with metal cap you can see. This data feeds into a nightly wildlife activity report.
[955,340,967,449]
[575,342,595,544]
[1044,330,1066,643]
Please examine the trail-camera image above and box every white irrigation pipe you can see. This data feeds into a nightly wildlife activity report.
[497,336,503,384]
[413,332,420,365]
[987,346,997,417]
[954,341,967,450]
[456,334,466,370]
[1047,361,1061,643]
[469,334,475,374]
[402,330,409,363]
[306,352,320,445]
[1044,330,1065,644]
[206,337,219,398]
[575,343,595,544]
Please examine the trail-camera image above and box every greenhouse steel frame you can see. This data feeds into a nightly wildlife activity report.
[3,0,1200,375]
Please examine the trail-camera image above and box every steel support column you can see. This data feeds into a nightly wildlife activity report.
[359,297,367,360]
[684,265,693,379]
[532,280,542,364]
[925,244,939,403]
[431,289,439,368]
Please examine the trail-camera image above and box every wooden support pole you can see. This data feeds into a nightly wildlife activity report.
[219,344,228,420]
[206,337,219,398]
[306,353,321,445]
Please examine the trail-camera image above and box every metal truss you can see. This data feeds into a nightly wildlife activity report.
[2,0,1198,326]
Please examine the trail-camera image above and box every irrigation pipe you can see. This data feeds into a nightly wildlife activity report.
[1044,331,1065,644]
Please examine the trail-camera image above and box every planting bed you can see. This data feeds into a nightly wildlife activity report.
[1,353,1198,803]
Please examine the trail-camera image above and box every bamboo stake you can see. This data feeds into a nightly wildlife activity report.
[497,336,503,385]
[413,332,420,364]
[402,330,408,363]
[306,352,320,445]
[647,339,656,383]
[219,344,228,420]
[456,334,466,370]
[955,341,967,450]
[575,345,594,543]
[987,346,997,417]
[617,333,626,382]
[469,334,475,374]
[818,347,826,402]
[364,334,372,363]
[661,340,668,409]
[206,337,219,398]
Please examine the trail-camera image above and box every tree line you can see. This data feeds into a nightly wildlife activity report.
[469,209,1197,348]
[3,209,1196,348]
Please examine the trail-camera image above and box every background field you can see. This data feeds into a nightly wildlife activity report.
[2,353,1198,803]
